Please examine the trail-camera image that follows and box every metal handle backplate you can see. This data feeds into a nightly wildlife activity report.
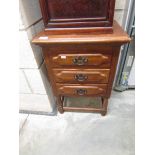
[72,56,88,65]
[76,89,87,95]
[74,74,88,82]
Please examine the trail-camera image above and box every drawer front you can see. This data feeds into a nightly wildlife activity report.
[49,53,112,68]
[52,69,110,83]
[56,84,107,96]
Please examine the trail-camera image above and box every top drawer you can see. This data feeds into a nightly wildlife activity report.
[48,53,112,68]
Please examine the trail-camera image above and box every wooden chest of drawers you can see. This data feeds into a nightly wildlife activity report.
[32,21,130,116]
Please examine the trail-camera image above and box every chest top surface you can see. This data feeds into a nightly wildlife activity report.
[32,21,130,46]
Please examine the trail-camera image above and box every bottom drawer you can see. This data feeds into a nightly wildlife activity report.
[56,84,107,96]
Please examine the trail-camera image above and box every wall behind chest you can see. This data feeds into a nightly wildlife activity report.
[19,0,56,113]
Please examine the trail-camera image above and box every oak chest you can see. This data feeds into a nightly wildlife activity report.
[32,21,130,115]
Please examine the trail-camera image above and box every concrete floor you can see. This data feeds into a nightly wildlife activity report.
[19,90,135,155]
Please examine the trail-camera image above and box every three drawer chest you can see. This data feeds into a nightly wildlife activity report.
[32,0,130,116]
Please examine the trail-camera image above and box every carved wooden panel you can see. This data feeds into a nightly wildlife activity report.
[39,0,116,29]
[47,0,109,20]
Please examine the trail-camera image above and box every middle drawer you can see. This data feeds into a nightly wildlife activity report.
[51,69,110,84]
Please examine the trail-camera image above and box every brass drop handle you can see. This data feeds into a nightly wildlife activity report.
[72,56,88,65]
[75,74,88,82]
[76,89,87,96]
